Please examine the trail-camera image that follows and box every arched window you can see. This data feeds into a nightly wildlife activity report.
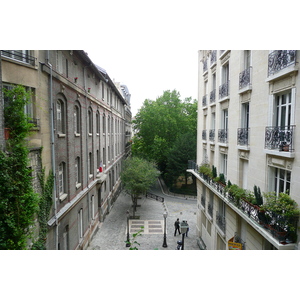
[57,99,65,133]
[74,105,81,134]
[88,108,93,135]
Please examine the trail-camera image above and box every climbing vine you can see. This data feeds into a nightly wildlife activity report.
[0,85,40,249]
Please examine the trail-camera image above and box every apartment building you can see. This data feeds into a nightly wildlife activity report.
[188,50,300,250]
[1,50,131,250]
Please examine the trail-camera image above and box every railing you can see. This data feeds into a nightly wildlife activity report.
[268,50,297,76]
[216,211,226,233]
[187,160,299,244]
[219,81,229,99]
[1,50,35,65]
[237,128,249,146]
[202,95,207,107]
[218,129,228,144]
[210,50,217,65]
[210,89,216,104]
[234,233,246,250]
[209,129,215,142]
[239,67,252,89]
[208,201,213,218]
[265,126,295,152]
[201,194,206,208]
[145,192,164,202]
[202,130,207,141]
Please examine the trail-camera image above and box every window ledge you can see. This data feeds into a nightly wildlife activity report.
[76,183,82,189]
[264,149,295,158]
[75,133,80,137]
[59,193,68,201]
[58,133,66,138]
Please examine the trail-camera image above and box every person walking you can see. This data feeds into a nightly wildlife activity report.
[174,218,181,236]
[185,221,189,237]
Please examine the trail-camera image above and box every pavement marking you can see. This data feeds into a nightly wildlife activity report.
[128,220,164,234]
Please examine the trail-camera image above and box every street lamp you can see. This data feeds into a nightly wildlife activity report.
[126,210,130,247]
[162,211,168,248]
[180,221,188,250]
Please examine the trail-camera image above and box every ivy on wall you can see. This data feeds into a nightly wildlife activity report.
[0,85,40,249]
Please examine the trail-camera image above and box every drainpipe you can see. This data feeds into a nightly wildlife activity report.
[46,51,59,250]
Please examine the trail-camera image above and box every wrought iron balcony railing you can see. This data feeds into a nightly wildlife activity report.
[209,129,215,142]
[219,81,229,99]
[239,67,252,90]
[202,95,207,107]
[201,194,206,208]
[187,160,299,244]
[210,50,217,65]
[1,50,35,65]
[202,130,207,141]
[216,211,226,233]
[203,59,208,73]
[218,129,228,144]
[237,128,249,146]
[208,202,213,218]
[210,89,216,103]
[265,125,295,152]
[268,50,297,76]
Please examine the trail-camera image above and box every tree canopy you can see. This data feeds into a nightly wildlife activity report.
[120,157,158,216]
[132,89,197,183]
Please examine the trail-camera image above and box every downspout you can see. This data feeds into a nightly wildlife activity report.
[46,51,59,250]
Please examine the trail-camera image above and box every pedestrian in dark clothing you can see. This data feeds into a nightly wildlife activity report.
[185,221,189,237]
[174,218,181,236]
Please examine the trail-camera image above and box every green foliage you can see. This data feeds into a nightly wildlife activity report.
[126,226,144,250]
[121,157,158,217]
[132,90,197,174]
[253,185,263,206]
[262,192,300,218]
[0,85,40,249]
[165,132,196,186]
[212,165,217,179]
[219,173,226,186]
[31,169,54,250]
[199,163,212,177]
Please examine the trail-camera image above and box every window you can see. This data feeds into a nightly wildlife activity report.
[1,50,34,65]
[220,153,228,178]
[75,157,81,187]
[90,195,95,220]
[275,91,292,128]
[78,208,83,240]
[244,50,251,69]
[96,111,100,134]
[63,225,69,250]
[58,162,67,200]
[275,168,291,195]
[57,99,65,134]
[74,105,80,134]
[219,109,228,143]
[88,152,93,177]
[88,108,93,135]
[102,114,106,134]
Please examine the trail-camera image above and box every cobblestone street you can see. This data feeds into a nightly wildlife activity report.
[88,180,199,250]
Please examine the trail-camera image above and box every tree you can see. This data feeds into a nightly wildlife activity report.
[120,157,158,218]
[165,132,196,186]
[0,85,40,249]
[132,90,197,175]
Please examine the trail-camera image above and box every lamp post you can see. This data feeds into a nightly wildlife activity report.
[162,211,168,248]
[180,221,188,250]
[126,210,130,247]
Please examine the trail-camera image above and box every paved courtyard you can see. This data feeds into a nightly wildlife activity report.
[87,180,199,250]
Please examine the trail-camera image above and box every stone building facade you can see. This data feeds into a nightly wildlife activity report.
[188,50,300,250]
[1,50,131,249]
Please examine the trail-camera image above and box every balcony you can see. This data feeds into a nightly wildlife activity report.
[1,50,35,66]
[187,160,299,248]
[203,59,208,74]
[237,128,249,146]
[201,194,206,208]
[210,89,216,104]
[216,211,226,234]
[219,81,229,100]
[202,130,207,141]
[268,50,297,77]
[265,126,295,153]
[210,50,217,66]
[209,129,215,142]
[202,95,207,107]
[239,67,252,91]
[218,129,228,144]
